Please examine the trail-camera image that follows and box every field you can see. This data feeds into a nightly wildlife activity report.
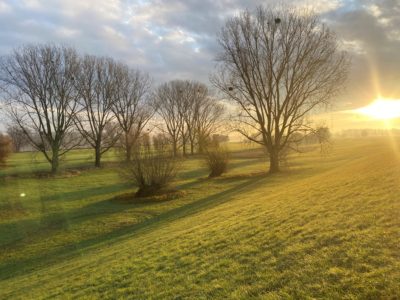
[0,138,399,299]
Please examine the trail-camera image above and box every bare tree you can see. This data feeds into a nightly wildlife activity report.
[212,6,349,173]
[6,123,30,152]
[180,81,222,155]
[152,133,170,152]
[314,126,332,154]
[154,80,224,156]
[182,82,203,155]
[0,44,81,173]
[74,55,120,167]
[178,81,192,156]
[152,81,186,157]
[112,64,152,161]
[195,95,224,153]
[0,133,12,166]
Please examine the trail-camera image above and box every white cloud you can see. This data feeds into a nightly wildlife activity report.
[0,1,12,13]
[296,0,343,14]
[57,27,80,38]
[22,0,42,10]
[341,39,366,54]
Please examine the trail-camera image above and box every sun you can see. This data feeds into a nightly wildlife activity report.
[356,98,400,120]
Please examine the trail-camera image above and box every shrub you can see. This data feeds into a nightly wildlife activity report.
[205,146,229,177]
[124,147,179,197]
[0,134,12,167]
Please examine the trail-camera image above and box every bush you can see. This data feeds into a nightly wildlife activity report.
[205,146,229,177]
[0,134,12,167]
[124,147,179,197]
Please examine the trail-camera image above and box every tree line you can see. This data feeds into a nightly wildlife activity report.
[0,45,224,173]
[0,5,349,174]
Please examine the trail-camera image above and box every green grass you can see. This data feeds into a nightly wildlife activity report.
[0,138,399,298]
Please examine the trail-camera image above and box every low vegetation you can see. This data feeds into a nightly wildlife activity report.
[204,146,229,177]
[123,146,180,197]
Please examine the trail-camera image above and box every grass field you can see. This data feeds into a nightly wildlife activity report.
[0,138,399,299]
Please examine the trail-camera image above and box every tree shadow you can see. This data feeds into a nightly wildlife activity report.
[177,157,264,190]
[0,183,133,248]
[41,183,132,202]
[0,175,266,281]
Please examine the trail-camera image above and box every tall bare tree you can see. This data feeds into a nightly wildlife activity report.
[180,81,209,155]
[152,80,186,157]
[212,6,349,173]
[154,80,223,156]
[195,95,224,153]
[182,83,224,154]
[0,44,81,173]
[74,55,120,167]
[112,64,152,161]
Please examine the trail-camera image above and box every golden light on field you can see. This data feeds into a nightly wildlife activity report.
[355,98,400,120]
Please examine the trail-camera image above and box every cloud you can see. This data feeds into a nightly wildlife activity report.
[324,0,400,108]
[0,0,398,109]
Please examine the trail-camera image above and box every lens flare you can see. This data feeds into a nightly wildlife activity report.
[355,98,400,120]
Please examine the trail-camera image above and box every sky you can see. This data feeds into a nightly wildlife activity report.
[0,0,399,131]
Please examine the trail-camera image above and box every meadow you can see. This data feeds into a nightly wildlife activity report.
[0,138,399,299]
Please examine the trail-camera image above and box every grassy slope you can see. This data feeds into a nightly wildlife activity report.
[1,138,400,298]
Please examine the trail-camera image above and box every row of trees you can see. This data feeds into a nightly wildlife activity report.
[0,45,224,173]
[1,6,349,174]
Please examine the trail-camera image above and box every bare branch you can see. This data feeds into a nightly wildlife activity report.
[211,5,349,173]
[0,44,81,173]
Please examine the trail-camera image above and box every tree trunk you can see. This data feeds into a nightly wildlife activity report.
[95,144,102,167]
[182,139,187,156]
[198,141,204,154]
[190,140,194,155]
[198,133,207,154]
[51,149,59,174]
[126,144,132,161]
[125,134,132,162]
[172,138,177,157]
[269,149,280,173]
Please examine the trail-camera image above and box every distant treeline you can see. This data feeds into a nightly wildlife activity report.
[336,129,400,138]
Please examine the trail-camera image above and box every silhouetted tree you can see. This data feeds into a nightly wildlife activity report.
[195,95,224,153]
[0,44,81,173]
[314,126,332,154]
[212,6,349,173]
[6,124,29,152]
[112,64,152,161]
[154,80,224,156]
[74,55,120,167]
[152,133,169,152]
[152,81,186,157]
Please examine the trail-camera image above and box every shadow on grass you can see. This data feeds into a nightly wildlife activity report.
[0,159,122,179]
[42,183,132,202]
[177,157,264,189]
[0,183,133,248]
[0,175,267,281]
